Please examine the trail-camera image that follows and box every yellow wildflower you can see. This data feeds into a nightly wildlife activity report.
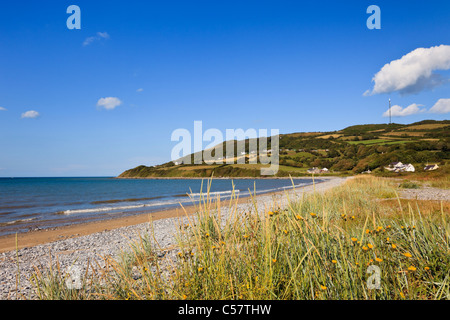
[272,259,277,263]
[198,267,203,272]
[320,285,327,290]
[391,244,397,249]
[351,237,358,242]
[424,267,430,271]
[310,212,317,217]
[362,246,369,251]
[268,211,274,216]
[407,266,416,271]
[332,260,337,264]
[351,216,355,220]
[403,252,412,258]
[368,243,374,249]
[182,294,187,300]
[375,257,383,262]
[295,215,303,220]
[366,229,370,234]
[283,230,288,235]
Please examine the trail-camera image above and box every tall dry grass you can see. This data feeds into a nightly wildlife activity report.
[30,176,449,300]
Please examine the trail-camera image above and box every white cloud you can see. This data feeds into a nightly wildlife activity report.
[97,97,122,110]
[382,103,426,117]
[21,110,40,119]
[83,32,110,46]
[366,45,450,95]
[136,88,144,92]
[0,107,6,111]
[429,98,450,114]
[97,32,110,39]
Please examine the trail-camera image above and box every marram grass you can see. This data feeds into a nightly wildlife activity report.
[30,176,449,300]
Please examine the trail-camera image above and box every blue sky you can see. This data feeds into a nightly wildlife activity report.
[1,0,449,177]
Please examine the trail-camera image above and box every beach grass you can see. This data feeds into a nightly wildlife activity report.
[29,176,449,300]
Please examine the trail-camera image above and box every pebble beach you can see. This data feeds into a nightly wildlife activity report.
[2,176,448,300]
[0,177,349,299]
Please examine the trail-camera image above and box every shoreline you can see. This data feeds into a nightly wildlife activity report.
[0,176,349,299]
[115,175,342,179]
[0,176,332,253]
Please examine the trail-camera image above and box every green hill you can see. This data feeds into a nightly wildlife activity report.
[118,120,450,178]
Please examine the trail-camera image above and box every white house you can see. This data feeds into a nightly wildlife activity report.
[385,162,403,171]
[424,164,439,171]
[385,162,415,173]
[394,164,415,173]
[307,167,321,174]
[401,164,415,172]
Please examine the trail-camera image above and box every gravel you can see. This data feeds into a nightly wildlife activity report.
[0,177,348,300]
[398,186,450,201]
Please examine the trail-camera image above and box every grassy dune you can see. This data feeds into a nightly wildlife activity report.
[30,176,449,300]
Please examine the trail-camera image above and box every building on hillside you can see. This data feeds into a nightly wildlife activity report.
[424,164,439,171]
[386,162,403,170]
[385,162,415,173]
[399,163,415,172]
[320,168,329,173]
[307,167,321,174]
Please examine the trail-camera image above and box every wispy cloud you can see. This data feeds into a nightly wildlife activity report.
[136,88,144,92]
[365,45,450,96]
[21,110,40,119]
[97,97,122,110]
[429,98,450,114]
[83,32,110,46]
[0,107,7,111]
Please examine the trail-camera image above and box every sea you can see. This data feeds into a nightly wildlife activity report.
[0,177,321,236]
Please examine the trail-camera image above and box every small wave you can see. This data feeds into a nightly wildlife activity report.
[60,204,148,215]
[91,196,164,205]
[59,199,184,216]
[189,190,240,197]
[278,183,307,190]
[0,217,38,227]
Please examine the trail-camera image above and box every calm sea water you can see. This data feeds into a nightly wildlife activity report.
[0,177,320,236]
